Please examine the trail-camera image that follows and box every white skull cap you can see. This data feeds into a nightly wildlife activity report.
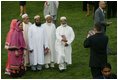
[22,13,28,18]
[60,16,67,20]
[45,15,52,19]
[34,15,40,19]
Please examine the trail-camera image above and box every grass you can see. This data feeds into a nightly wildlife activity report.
[1,1,117,79]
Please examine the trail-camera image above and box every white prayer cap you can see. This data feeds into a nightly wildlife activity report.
[60,16,67,20]
[34,15,40,19]
[22,13,28,19]
[45,15,51,19]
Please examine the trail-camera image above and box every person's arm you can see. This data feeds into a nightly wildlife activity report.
[28,27,33,52]
[56,28,63,42]
[53,24,56,41]
[66,27,75,45]
[94,10,100,24]
[100,21,107,26]
[95,10,107,26]
[43,27,49,49]
[84,37,91,48]
[43,27,49,54]
[5,33,10,50]
[87,30,95,38]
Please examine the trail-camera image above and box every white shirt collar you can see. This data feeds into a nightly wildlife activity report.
[99,7,104,12]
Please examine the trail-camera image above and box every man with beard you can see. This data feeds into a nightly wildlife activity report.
[28,15,49,71]
[22,13,32,70]
[55,16,75,72]
[43,15,56,69]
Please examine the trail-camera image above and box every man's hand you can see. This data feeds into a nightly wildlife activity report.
[62,39,68,42]
[65,43,69,47]
[107,22,112,25]
[87,30,95,38]
[44,48,49,54]
[5,45,9,50]
[29,50,33,53]
[61,35,68,42]
[15,51,19,57]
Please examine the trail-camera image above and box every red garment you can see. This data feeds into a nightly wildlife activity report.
[5,19,17,45]
[9,21,26,66]
[5,19,17,73]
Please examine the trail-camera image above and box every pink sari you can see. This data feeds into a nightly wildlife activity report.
[5,19,17,74]
[9,21,26,69]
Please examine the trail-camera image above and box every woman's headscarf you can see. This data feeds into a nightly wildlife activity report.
[5,19,17,45]
[9,21,26,49]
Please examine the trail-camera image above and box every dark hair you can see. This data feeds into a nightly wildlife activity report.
[101,63,112,71]
[94,22,103,31]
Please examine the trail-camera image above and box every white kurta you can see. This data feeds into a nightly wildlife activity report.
[22,22,32,66]
[55,25,75,64]
[42,23,56,64]
[28,24,48,65]
[44,1,59,20]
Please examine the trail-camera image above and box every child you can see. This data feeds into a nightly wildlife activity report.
[97,63,117,79]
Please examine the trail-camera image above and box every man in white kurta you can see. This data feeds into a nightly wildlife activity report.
[28,15,49,71]
[44,1,59,24]
[42,15,56,68]
[55,17,75,71]
[22,14,32,70]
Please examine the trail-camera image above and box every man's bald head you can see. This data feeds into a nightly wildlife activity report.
[99,1,106,9]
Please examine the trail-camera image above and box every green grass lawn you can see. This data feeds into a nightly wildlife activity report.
[1,1,117,79]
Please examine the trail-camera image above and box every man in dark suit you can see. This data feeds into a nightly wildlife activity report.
[94,1,112,33]
[84,23,109,79]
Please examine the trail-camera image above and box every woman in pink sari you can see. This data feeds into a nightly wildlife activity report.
[8,20,26,77]
[5,19,17,75]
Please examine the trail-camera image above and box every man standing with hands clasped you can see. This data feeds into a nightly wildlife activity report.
[43,15,56,69]
[55,16,75,72]
[28,15,49,71]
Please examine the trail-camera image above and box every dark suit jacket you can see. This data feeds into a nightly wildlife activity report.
[84,33,108,67]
